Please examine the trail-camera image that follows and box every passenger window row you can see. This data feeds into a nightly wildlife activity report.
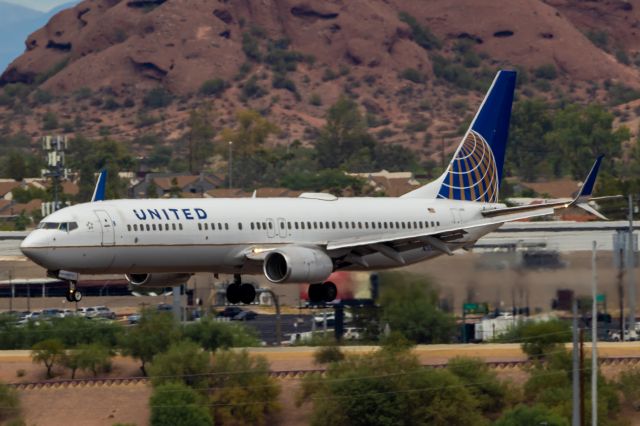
[125,220,441,234]
[127,223,184,232]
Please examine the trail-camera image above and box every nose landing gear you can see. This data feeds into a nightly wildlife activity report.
[225,275,256,305]
[65,281,82,302]
[308,281,337,305]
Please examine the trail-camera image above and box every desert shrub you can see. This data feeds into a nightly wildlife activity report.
[0,382,21,422]
[399,68,426,83]
[313,345,345,365]
[200,78,227,96]
[143,87,173,109]
[534,64,558,80]
[398,11,441,50]
[150,382,213,426]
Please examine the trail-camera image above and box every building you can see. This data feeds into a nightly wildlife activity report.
[346,170,421,196]
[130,172,223,198]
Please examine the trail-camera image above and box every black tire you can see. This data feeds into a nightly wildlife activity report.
[73,291,82,302]
[308,283,323,304]
[65,292,74,302]
[239,283,256,305]
[226,283,241,304]
[323,281,337,302]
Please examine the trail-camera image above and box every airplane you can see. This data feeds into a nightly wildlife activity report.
[20,70,609,304]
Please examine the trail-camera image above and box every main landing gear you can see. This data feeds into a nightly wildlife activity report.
[65,281,82,303]
[308,282,337,305]
[226,275,256,305]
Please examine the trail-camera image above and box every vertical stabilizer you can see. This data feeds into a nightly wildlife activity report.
[402,70,516,201]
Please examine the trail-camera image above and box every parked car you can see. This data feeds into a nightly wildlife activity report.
[232,310,257,321]
[60,309,75,318]
[127,313,141,324]
[94,306,116,320]
[76,307,97,318]
[41,308,63,319]
[343,327,363,340]
[157,304,173,312]
[217,307,244,318]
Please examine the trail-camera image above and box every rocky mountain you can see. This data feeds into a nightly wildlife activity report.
[0,0,639,161]
[0,1,77,72]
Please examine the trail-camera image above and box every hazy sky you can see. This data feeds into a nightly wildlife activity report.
[3,0,73,12]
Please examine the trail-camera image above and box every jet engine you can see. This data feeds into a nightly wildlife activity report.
[263,246,333,284]
[125,273,192,288]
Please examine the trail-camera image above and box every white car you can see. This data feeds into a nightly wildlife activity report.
[343,327,362,340]
[76,307,97,318]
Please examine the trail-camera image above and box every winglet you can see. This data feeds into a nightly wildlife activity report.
[576,155,604,201]
[91,169,107,202]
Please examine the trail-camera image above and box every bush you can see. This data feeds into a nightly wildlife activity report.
[240,76,266,100]
[143,87,173,109]
[42,111,59,130]
[494,404,568,426]
[242,32,262,61]
[313,345,344,365]
[272,73,297,93]
[398,12,441,50]
[432,55,474,90]
[209,350,280,426]
[309,93,322,106]
[447,357,508,416]
[149,340,210,389]
[103,97,120,111]
[33,89,53,105]
[150,382,213,426]
[199,78,227,96]
[299,348,484,426]
[74,87,92,101]
[534,64,558,80]
[0,382,20,422]
[183,318,258,351]
[399,68,426,83]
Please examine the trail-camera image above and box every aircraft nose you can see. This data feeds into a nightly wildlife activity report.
[20,231,49,264]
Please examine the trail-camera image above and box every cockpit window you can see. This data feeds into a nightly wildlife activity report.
[37,222,79,231]
[38,222,59,230]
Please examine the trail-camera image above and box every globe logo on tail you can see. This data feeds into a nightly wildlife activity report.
[437,130,498,202]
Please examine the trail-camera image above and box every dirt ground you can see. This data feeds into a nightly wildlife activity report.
[3,343,640,426]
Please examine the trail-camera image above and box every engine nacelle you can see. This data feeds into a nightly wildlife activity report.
[263,246,333,284]
[125,273,192,288]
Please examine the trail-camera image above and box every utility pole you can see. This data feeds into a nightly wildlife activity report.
[580,327,585,426]
[228,141,233,189]
[591,241,598,426]
[42,135,69,214]
[572,297,580,426]
[627,195,636,334]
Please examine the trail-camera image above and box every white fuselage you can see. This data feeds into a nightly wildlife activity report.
[19,196,504,279]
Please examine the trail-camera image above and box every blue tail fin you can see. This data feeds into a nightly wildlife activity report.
[435,70,516,202]
[91,169,107,202]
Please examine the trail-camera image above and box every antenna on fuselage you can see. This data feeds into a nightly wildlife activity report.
[91,169,107,202]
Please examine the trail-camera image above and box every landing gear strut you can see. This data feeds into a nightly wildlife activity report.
[226,275,256,305]
[308,281,337,305]
[65,281,82,303]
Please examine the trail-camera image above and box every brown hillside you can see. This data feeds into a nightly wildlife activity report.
[0,0,639,159]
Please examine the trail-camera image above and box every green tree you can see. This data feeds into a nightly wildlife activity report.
[220,109,279,156]
[150,382,213,426]
[5,151,26,181]
[146,180,159,198]
[42,111,59,130]
[183,318,258,351]
[507,99,554,181]
[0,382,21,422]
[149,340,210,389]
[299,348,485,426]
[209,350,280,426]
[507,319,570,359]
[31,338,65,378]
[76,343,112,377]
[315,97,376,170]
[169,177,182,198]
[120,309,180,376]
[447,356,509,417]
[186,105,215,173]
[61,349,81,379]
[494,404,568,426]
[546,104,629,179]
[378,272,456,343]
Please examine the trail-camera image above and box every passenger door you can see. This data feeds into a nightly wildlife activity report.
[94,210,115,246]
[266,218,276,238]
